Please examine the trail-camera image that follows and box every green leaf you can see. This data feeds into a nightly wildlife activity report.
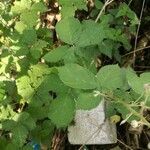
[15,21,27,34]
[11,0,32,14]
[31,2,47,12]
[56,18,81,45]
[126,69,150,94]
[31,120,54,145]
[0,138,8,150]
[20,29,37,46]
[35,74,69,102]
[48,96,75,127]
[116,3,139,26]
[13,112,36,130]
[20,11,38,27]
[30,40,48,59]
[43,45,70,62]
[27,74,69,120]
[105,102,117,118]
[0,82,5,101]
[59,0,86,10]
[5,143,20,150]
[76,91,101,110]
[98,40,115,58]
[1,120,17,131]
[63,46,77,64]
[22,145,33,150]
[95,0,103,9]
[97,64,124,90]
[28,64,51,88]
[59,0,86,18]
[76,20,105,47]
[12,125,28,147]
[16,76,34,100]
[58,63,97,89]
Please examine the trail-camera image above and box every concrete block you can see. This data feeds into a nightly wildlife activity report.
[68,100,117,145]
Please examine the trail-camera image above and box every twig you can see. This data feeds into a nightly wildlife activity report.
[133,0,146,66]
[95,0,114,23]
[128,0,133,6]
[134,65,150,69]
[117,139,133,150]
[122,45,150,57]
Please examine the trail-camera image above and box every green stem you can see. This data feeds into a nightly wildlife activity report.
[98,91,150,128]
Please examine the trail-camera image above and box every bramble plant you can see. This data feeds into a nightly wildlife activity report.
[0,0,150,149]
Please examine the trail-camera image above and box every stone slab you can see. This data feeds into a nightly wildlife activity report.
[68,100,117,145]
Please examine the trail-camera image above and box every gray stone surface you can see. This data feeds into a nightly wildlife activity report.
[68,101,117,145]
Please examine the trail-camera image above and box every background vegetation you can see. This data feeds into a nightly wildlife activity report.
[0,0,150,149]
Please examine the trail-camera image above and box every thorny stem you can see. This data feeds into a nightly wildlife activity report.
[95,0,114,23]
[96,91,150,128]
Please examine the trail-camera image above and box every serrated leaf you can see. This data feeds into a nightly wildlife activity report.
[28,64,51,88]
[1,120,17,131]
[126,69,150,94]
[20,29,37,46]
[63,46,77,63]
[95,0,103,9]
[58,63,97,89]
[59,0,86,9]
[13,112,36,130]
[27,74,69,120]
[98,40,115,58]
[0,82,5,101]
[56,18,81,45]
[15,21,27,34]
[11,0,32,14]
[61,7,75,18]
[55,19,107,47]
[31,120,54,145]
[43,45,70,62]
[31,2,47,12]
[20,11,38,27]
[37,74,69,97]
[116,3,139,26]
[76,91,101,110]
[97,64,124,90]
[76,20,105,47]
[16,76,34,100]
[113,89,132,102]
[30,40,47,59]
[48,96,75,127]
[12,125,28,147]
[59,0,86,18]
